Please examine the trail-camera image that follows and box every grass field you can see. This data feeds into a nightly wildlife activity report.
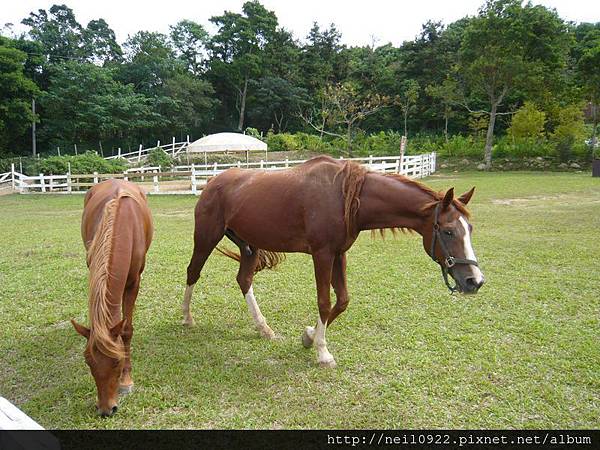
[0,171,598,429]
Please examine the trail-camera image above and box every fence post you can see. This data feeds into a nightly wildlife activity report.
[213,161,217,174]
[157,140,160,148]
[93,171,98,184]
[49,174,54,192]
[260,160,264,169]
[67,162,72,193]
[191,163,196,194]
[123,171,128,182]
[285,158,289,168]
[237,161,241,168]
[172,136,176,155]
[419,155,424,178]
[369,154,373,167]
[138,144,143,162]
[39,173,46,193]
[11,163,15,191]
[118,147,121,158]
[400,136,407,175]
[153,174,159,193]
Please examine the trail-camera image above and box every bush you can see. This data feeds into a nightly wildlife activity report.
[146,147,174,168]
[508,102,546,140]
[439,135,484,157]
[35,151,127,175]
[265,132,300,152]
[551,104,587,162]
[493,136,554,158]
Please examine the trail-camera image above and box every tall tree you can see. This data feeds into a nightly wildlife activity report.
[0,38,40,155]
[81,19,122,64]
[208,1,279,131]
[457,0,570,169]
[170,20,209,76]
[396,79,420,137]
[21,4,83,64]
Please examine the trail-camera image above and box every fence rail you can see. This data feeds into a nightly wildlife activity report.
[5,153,436,195]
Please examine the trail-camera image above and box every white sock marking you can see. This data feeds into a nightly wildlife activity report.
[314,318,335,365]
[182,284,195,322]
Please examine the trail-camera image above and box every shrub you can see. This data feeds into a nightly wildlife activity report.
[265,132,300,152]
[493,136,554,158]
[35,151,127,175]
[551,104,587,162]
[439,135,484,157]
[146,147,174,168]
[508,102,546,140]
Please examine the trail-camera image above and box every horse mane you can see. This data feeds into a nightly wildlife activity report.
[86,192,133,361]
[334,161,369,237]
[383,173,471,218]
[333,163,470,240]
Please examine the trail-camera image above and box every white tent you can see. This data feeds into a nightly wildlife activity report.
[187,132,267,164]
[188,132,266,152]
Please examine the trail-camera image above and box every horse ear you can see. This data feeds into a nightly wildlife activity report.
[71,319,90,339]
[458,187,475,205]
[110,319,127,339]
[442,188,454,210]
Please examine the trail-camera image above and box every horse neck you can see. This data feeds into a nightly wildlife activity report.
[356,173,432,235]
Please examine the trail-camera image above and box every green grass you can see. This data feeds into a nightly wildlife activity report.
[0,171,599,429]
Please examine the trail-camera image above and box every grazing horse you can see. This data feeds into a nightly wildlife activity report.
[182,156,484,368]
[71,180,153,416]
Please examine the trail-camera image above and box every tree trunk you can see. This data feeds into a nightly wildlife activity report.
[347,123,353,157]
[484,103,498,170]
[591,103,598,160]
[237,77,248,132]
[403,109,408,137]
[444,111,449,145]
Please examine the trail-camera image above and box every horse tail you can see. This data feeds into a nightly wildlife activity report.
[86,193,130,361]
[216,246,285,273]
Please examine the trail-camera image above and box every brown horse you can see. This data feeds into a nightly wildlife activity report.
[183,156,484,368]
[71,179,153,416]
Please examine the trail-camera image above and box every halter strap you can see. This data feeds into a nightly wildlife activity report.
[430,202,479,293]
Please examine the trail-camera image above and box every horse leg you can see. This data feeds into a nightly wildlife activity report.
[119,276,139,395]
[327,252,349,325]
[236,247,276,339]
[302,250,336,368]
[183,211,224,326]
[303,252,348,347]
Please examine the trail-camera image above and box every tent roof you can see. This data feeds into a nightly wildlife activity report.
[187,132,267,153]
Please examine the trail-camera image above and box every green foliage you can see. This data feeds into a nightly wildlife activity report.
[493,135,554,158]
[265,132,300,152]
[508,102,546,140]
[552,104,587,161]
[146,148,174,168]
[0,38,40,153]
[35,151,127,175]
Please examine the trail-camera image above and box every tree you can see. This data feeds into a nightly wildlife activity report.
[208,1,279,131]
[40,61,157,150]
[21,4,83,64]
[81,19,122,64]
[426,77,461,142]
[248,76,309,132]
[457,0,570,169]
[169,20,209,76]
[396,79,420,137]
[0,39,40,155]
[300,82,390,156]
[576,34,600,157]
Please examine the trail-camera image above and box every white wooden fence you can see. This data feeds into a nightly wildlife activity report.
[105,137,190,163]
[4,153,436,195]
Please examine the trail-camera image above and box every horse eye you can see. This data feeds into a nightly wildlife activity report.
[444,230,453,237]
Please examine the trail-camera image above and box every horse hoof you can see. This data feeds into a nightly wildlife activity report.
[318,359,337,369]
[119,384,134,395]
[182,317,195,327]
[302,326,315,348]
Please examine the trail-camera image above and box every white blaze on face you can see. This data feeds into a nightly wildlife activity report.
[458,216,484,283]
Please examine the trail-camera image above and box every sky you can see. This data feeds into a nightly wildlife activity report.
[2,0,599,47]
